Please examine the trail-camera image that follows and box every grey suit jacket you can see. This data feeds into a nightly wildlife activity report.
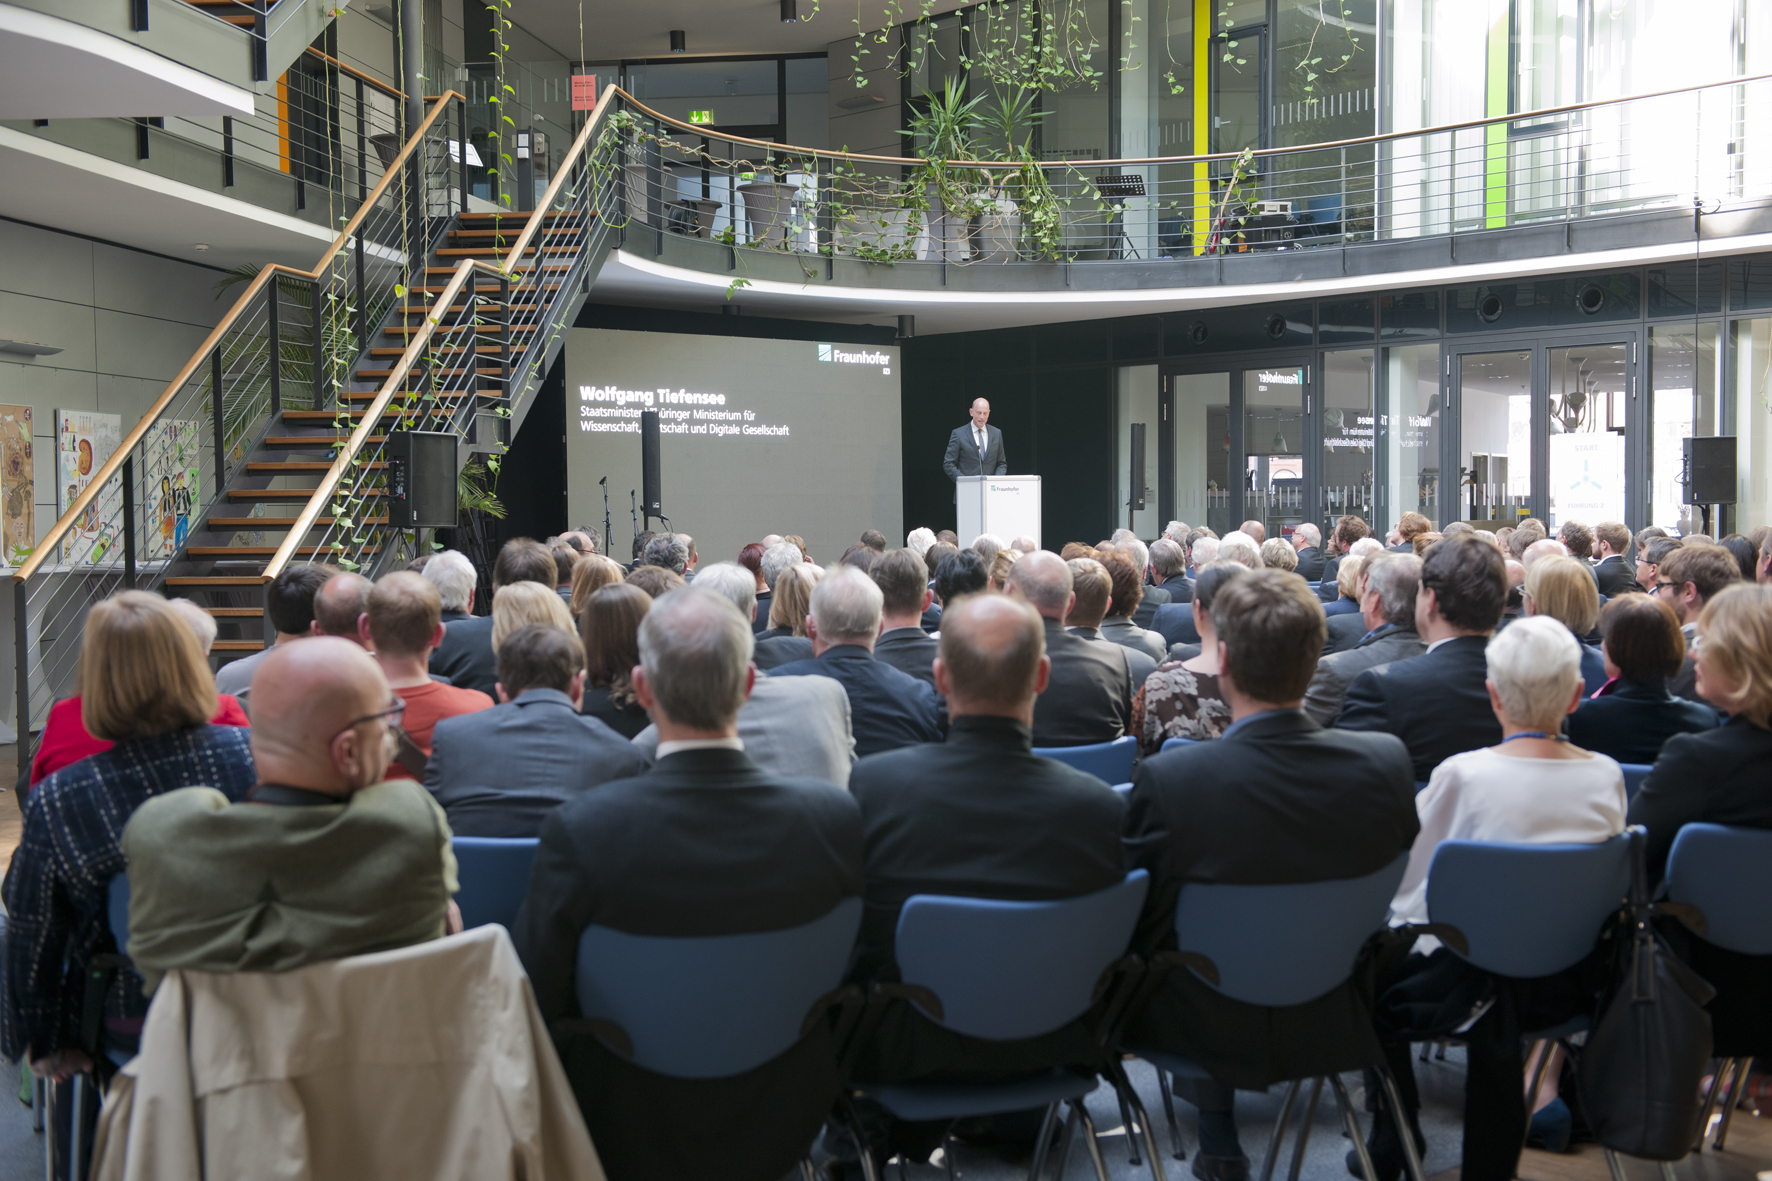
[632,671,856,788]
[1302,624,1427,726]
[1099,615,1167,663]
[423,688,651,837]
[1071,625,1157,692]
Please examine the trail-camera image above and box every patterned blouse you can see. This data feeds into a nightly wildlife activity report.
[1133,661,1233,755]
[2,723,255,1061]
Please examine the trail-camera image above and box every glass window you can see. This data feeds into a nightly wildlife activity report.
[625,60,780,131]
[1172,372,1234,534]
[1320,298,1376,345]
[1274,0,1377,148]
[1649,324,1721,535]
[1381,291,1440,339]
[1244,367,1307,541]
[1459,350,1532,524]
[784,57,829,150]
[1730,318,1771,535]
[1384,344,1442,529]
[1322,350,1376,531]
[1117,366,1161,537]
[1040,0,1111,162]
[1545,343,1628,532]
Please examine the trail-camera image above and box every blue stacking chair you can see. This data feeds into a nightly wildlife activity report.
[856,872,1151,1181]
[1123,854,1418,1181]
[1618,763,1652,803]
[573,897,863,1178]
[452,836,540,931]
[1159,737,1196,753]
[1033,736,1137,786]
[1666,823,1772,1151]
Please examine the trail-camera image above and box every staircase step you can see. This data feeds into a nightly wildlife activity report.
[208,515,388,528]
[189,545,371,556]
[423,262,572,275]
[263,436,387,446]
[369,345,514,357]
[204,607,264,617]
[395,304,541,315]
[167,576,268,586]
[282,409,427,422]
[382,324,537,337]
[450,229,581,243]
[414,283,561,296]
[228,489,385,500]
[436,247,538,258]
[353,368,505,379]
[246,461,388,472]
[213,640,266,651]
[457,210,579,221]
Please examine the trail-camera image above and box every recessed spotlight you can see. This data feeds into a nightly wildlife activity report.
[781,0,796,20]
[669,29,686,52]
[193,243,209,251]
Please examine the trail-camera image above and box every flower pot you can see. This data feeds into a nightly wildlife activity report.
[737,182,798,247]
[669,198,722,238]
[915,184,973,263]
[835,207,912,257]
[622,161,676,223]
[977,202,1022,262]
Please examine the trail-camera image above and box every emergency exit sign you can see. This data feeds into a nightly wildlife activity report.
[688,110,714,124]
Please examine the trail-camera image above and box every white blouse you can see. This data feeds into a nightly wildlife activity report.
[1390,745,1628,940]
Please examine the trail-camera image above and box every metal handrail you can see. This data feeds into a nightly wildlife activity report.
[12,90,465,583]
[259,85,617,582]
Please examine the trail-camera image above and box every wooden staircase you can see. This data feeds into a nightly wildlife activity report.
[182,0,267,27]
[161,209,575,663]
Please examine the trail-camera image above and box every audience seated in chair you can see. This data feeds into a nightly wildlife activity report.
[770,565,943,757]
[1566,594,1719,763]
[119,637,461,993]
[833,593,1128,1171]
[214,562,335,698]
[1132,562,1245,754]
[1321,555,1373,653]
[1005,551,1134,748]
[425,623,648,837]
[431,539,558,698]
[1123,568,1420,1179]
[1655,542,1742,702]
[1521,557,1606,694]
[869,548,939,688]
[632,562,857,787]
[579,582,654,739]
[513,586,864,1181]
[1097,550,1168,663]
[312,571,373,644]
[1290,522,1326,582]
[1066,557,1158,688]
[368,572,494,779]
[2,592,257,1081]
[1337,536,1508,782]
[1375,614,1626,1181]
[1317,515,1370,603]
[1303,552,1425,726]
[1591,521,1642,597]
[754,561,820,670]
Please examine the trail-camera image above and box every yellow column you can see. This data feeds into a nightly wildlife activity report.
[1192,0,1210,253]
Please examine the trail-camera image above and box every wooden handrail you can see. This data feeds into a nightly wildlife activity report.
[304,47,405,101]
[15,90,465,582]
[262,85,623,582]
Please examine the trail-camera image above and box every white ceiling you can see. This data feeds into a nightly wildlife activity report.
[0,3,253,119]
[516,0,970,62]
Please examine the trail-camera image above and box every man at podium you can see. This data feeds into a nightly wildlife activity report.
[943,398,1008,485]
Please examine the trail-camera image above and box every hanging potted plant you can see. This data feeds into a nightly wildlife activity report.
[902,79,985,263]
[973,87,1047,262]
[736,159,799,248]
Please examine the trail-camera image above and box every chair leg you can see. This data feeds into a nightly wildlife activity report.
[943,1132,958,1181]
[1417,1042,1429,1063]
[843,1098,881,1181]
[800,1159,818,1181]
[1027,1103,1061,1181]
[1286,1079,1323,1181]
[1657,1163,1679,1181]
[43,1077,56,1180]
[1329,1074,1378,1181]
[1694,1057,1731,1153]
[1113,1067,1143,1167]
[1603,1147,1629,1181]
[1073,1099,1114,1181]
[1378,1068,1427,1181]
[1156,1070,1186,1160]
[32,1074,43,1133]
[898,1156,911,1181]
[1434,1044,1447,1061]
[1714,1056,1754,1150]
[70,1074,84,1181]
[1122,1081,1169,1181]
[1258,1079,1302,1181]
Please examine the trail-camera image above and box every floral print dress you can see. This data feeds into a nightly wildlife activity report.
[1133,661,1233,755]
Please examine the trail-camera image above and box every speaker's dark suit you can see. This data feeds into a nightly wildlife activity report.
[1032,618,1134,747]
[1294,546,1326,582]
[846,715,1128,1082]
[1592,555,1642,598]
[429,613,498,699]
[873,626,939,689]
[942,423,1007,480]
[1150,601,1200,650]
[1123,709,1419,1087]
[1335,634,1501,782]
[1566,676,1720,765]
[771,644,943,757]
[424,688,649,837]
[513,749,864,1181]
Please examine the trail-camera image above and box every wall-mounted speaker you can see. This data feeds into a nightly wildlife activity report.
[385,430,458,528]
[1265,314,1288,340]
[1576,283,1606,315]
[1682,436,1737,505]
[640,409,663,518]
[1478,292,1504,323]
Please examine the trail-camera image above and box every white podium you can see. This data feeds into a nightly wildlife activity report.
[956,475,1041,550]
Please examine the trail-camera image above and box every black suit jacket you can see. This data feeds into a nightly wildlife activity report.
[1322,611,1370,656]
[1336,634,1501,782]
[1032,618,1134,747]
[1566,677,1720,766]
[753,631,814,671]
[771,644,943,757]
[942,423,1007,480]
[1294,546,1326,582]
[1149,601,1200,650]
[513,749,864,1181]
[1592,555,1642,598]
[429,614,497,699]
[1131,584,1171,631]
[1627,715,1772,882]
[847,716,1127,1082]
[1123,710,1419,1087]
[873,627,939,689]
[1317,555,1342,602]
[424,689,649,837]
[752,590,772,634]
[920,601,943,634]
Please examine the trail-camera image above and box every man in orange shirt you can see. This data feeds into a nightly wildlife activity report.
[362,572,493,779]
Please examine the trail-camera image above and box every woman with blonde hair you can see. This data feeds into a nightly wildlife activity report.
[987,548,1022,593]
[764,562,822,638]
[1522,555,1605,693]
[491,580,575,652]
[2,591,256,1080]
[1259,537,1297,572]
[579,581,653,738]
[1323,553,1364,617]
[568,553,623,618]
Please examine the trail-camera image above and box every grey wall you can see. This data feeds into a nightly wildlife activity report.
[0,218,226,553]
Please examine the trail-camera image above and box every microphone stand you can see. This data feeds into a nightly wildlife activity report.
[630,489,639,560]
[600,476,611,557]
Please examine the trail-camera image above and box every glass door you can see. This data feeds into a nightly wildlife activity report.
[1243,363,1308,541]
[1545,342,1630,532]
[1321,349,1377,533]
[1163,369,1234,535]
[1210,27,1268,156]
[1455,348,1534,525]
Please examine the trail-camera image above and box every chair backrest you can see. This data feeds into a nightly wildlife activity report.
[574,895,862,1079]
[1426,832,1632,978]
[1160,736,1196,752]
[1619,763,1651,802]
[1032,735,1137,784]
[452,837,540,930]
[1170,853,1407,1007]
[108,873,130,949]
[1666,823,1772,955]
[894,871,1149,1041]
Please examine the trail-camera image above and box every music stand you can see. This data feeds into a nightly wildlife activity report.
[1096,174,1147,259]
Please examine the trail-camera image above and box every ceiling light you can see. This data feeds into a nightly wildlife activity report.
[193,243,209,251]
[781,0,796,20]
[669,29,687,52]
[0,340,63,356]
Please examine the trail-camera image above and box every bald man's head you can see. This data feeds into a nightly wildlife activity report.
[249,637,393,793]
[1003,549,1073,621]
[936,594,1046,716]
[312,571,373,641]
[1521,537,1569,571]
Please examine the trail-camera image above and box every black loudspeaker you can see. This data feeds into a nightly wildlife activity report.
[386,431,458,527]
[1129,422,1147,514]
[1682,436,1737,504]
[640,410,663,517]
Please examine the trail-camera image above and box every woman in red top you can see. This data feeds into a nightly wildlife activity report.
[29,597,250,788]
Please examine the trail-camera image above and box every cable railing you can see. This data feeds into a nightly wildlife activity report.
[604,71,1772,264]
[10,91,468,763]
